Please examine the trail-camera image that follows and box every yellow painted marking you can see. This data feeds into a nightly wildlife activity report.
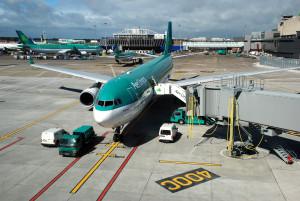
[96,152,125,158]
[286,131,300,136]
[96,153,117,157]
[70,142,120,194]
[105,143,126,148]
[0,100,78,142]
[159,160,222,167]
[160,180,181,191]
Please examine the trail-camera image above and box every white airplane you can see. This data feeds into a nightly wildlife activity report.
[0,42,20,52]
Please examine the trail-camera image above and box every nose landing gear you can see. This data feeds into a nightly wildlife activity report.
[113,126,123,142]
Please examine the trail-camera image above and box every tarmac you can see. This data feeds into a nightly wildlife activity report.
[0,54,300,201]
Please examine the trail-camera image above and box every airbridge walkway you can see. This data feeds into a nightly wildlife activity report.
[154,78,300,134]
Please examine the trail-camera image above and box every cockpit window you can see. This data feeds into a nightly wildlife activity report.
[98,98,122,107]
[98,101,104,106]
[105,101,113,106]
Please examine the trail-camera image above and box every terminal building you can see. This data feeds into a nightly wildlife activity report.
[183,37,244,52]
[244,15,300,58]
[98,28,166,52]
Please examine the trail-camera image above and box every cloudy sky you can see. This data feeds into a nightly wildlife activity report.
[0,0,299,39]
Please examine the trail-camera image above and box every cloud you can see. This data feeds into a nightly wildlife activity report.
[0,0,300,38]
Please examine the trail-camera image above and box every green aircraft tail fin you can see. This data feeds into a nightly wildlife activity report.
[28,56,34,64]
[16,30,34,45]
[163,21,173,55]
[113,45,121,55]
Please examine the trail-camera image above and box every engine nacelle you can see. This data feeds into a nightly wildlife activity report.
[79,83,101,108]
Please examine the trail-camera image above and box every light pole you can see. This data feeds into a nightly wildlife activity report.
[178,24,182,52]
[104,22,108,52]
[93,25,97,40]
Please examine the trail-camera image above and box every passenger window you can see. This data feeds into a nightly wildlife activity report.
[114,99,122,105]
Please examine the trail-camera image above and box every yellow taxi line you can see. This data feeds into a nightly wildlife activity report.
[70,142,120,194]
[0,100,78,142]
[159,160,222,167]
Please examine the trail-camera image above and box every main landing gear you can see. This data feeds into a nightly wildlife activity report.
[113,126,123,142]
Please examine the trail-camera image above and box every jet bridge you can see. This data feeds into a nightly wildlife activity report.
[154,83,186,103]
[191,77,300,160]
[158,78,299,160]
[155,79,300,133]
[194,81,300,132]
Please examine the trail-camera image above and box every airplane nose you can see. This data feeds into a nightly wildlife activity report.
[93,108,112,127]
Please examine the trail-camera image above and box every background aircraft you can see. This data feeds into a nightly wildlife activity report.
[29,22,300,142]
[113,45,144,64]
[0,42,21,54]
[16,30,102,55]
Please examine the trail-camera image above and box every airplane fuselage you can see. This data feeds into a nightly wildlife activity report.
[93,53,173,128]
[24,44,101,54]
[115,51,138,63]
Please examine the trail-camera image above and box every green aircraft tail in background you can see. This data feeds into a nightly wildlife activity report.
[113,45,122,56]
[15,30,102,55]
[16,30,34,45]
[163,21,173,55]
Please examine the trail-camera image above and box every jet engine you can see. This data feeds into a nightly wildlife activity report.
[79,83,101,109]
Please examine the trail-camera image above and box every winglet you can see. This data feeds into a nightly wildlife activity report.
[163,21,173,55]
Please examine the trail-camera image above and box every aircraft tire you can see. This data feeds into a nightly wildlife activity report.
[113,134,120,142]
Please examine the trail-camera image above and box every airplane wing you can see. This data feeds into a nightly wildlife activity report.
[31,63,112,83]
[138,52,159,58]
[172,52,202,59]
[174,66,300,87]
[137,52,201,59]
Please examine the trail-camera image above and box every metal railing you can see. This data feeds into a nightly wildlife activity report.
[221,75,264,91]
[260,56,300,68]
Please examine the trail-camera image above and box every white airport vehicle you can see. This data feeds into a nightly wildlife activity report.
[41,128,68,146]
[159,123,178,142]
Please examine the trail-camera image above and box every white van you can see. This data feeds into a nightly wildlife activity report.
[159,123,178,142]
[41,128,68,146]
